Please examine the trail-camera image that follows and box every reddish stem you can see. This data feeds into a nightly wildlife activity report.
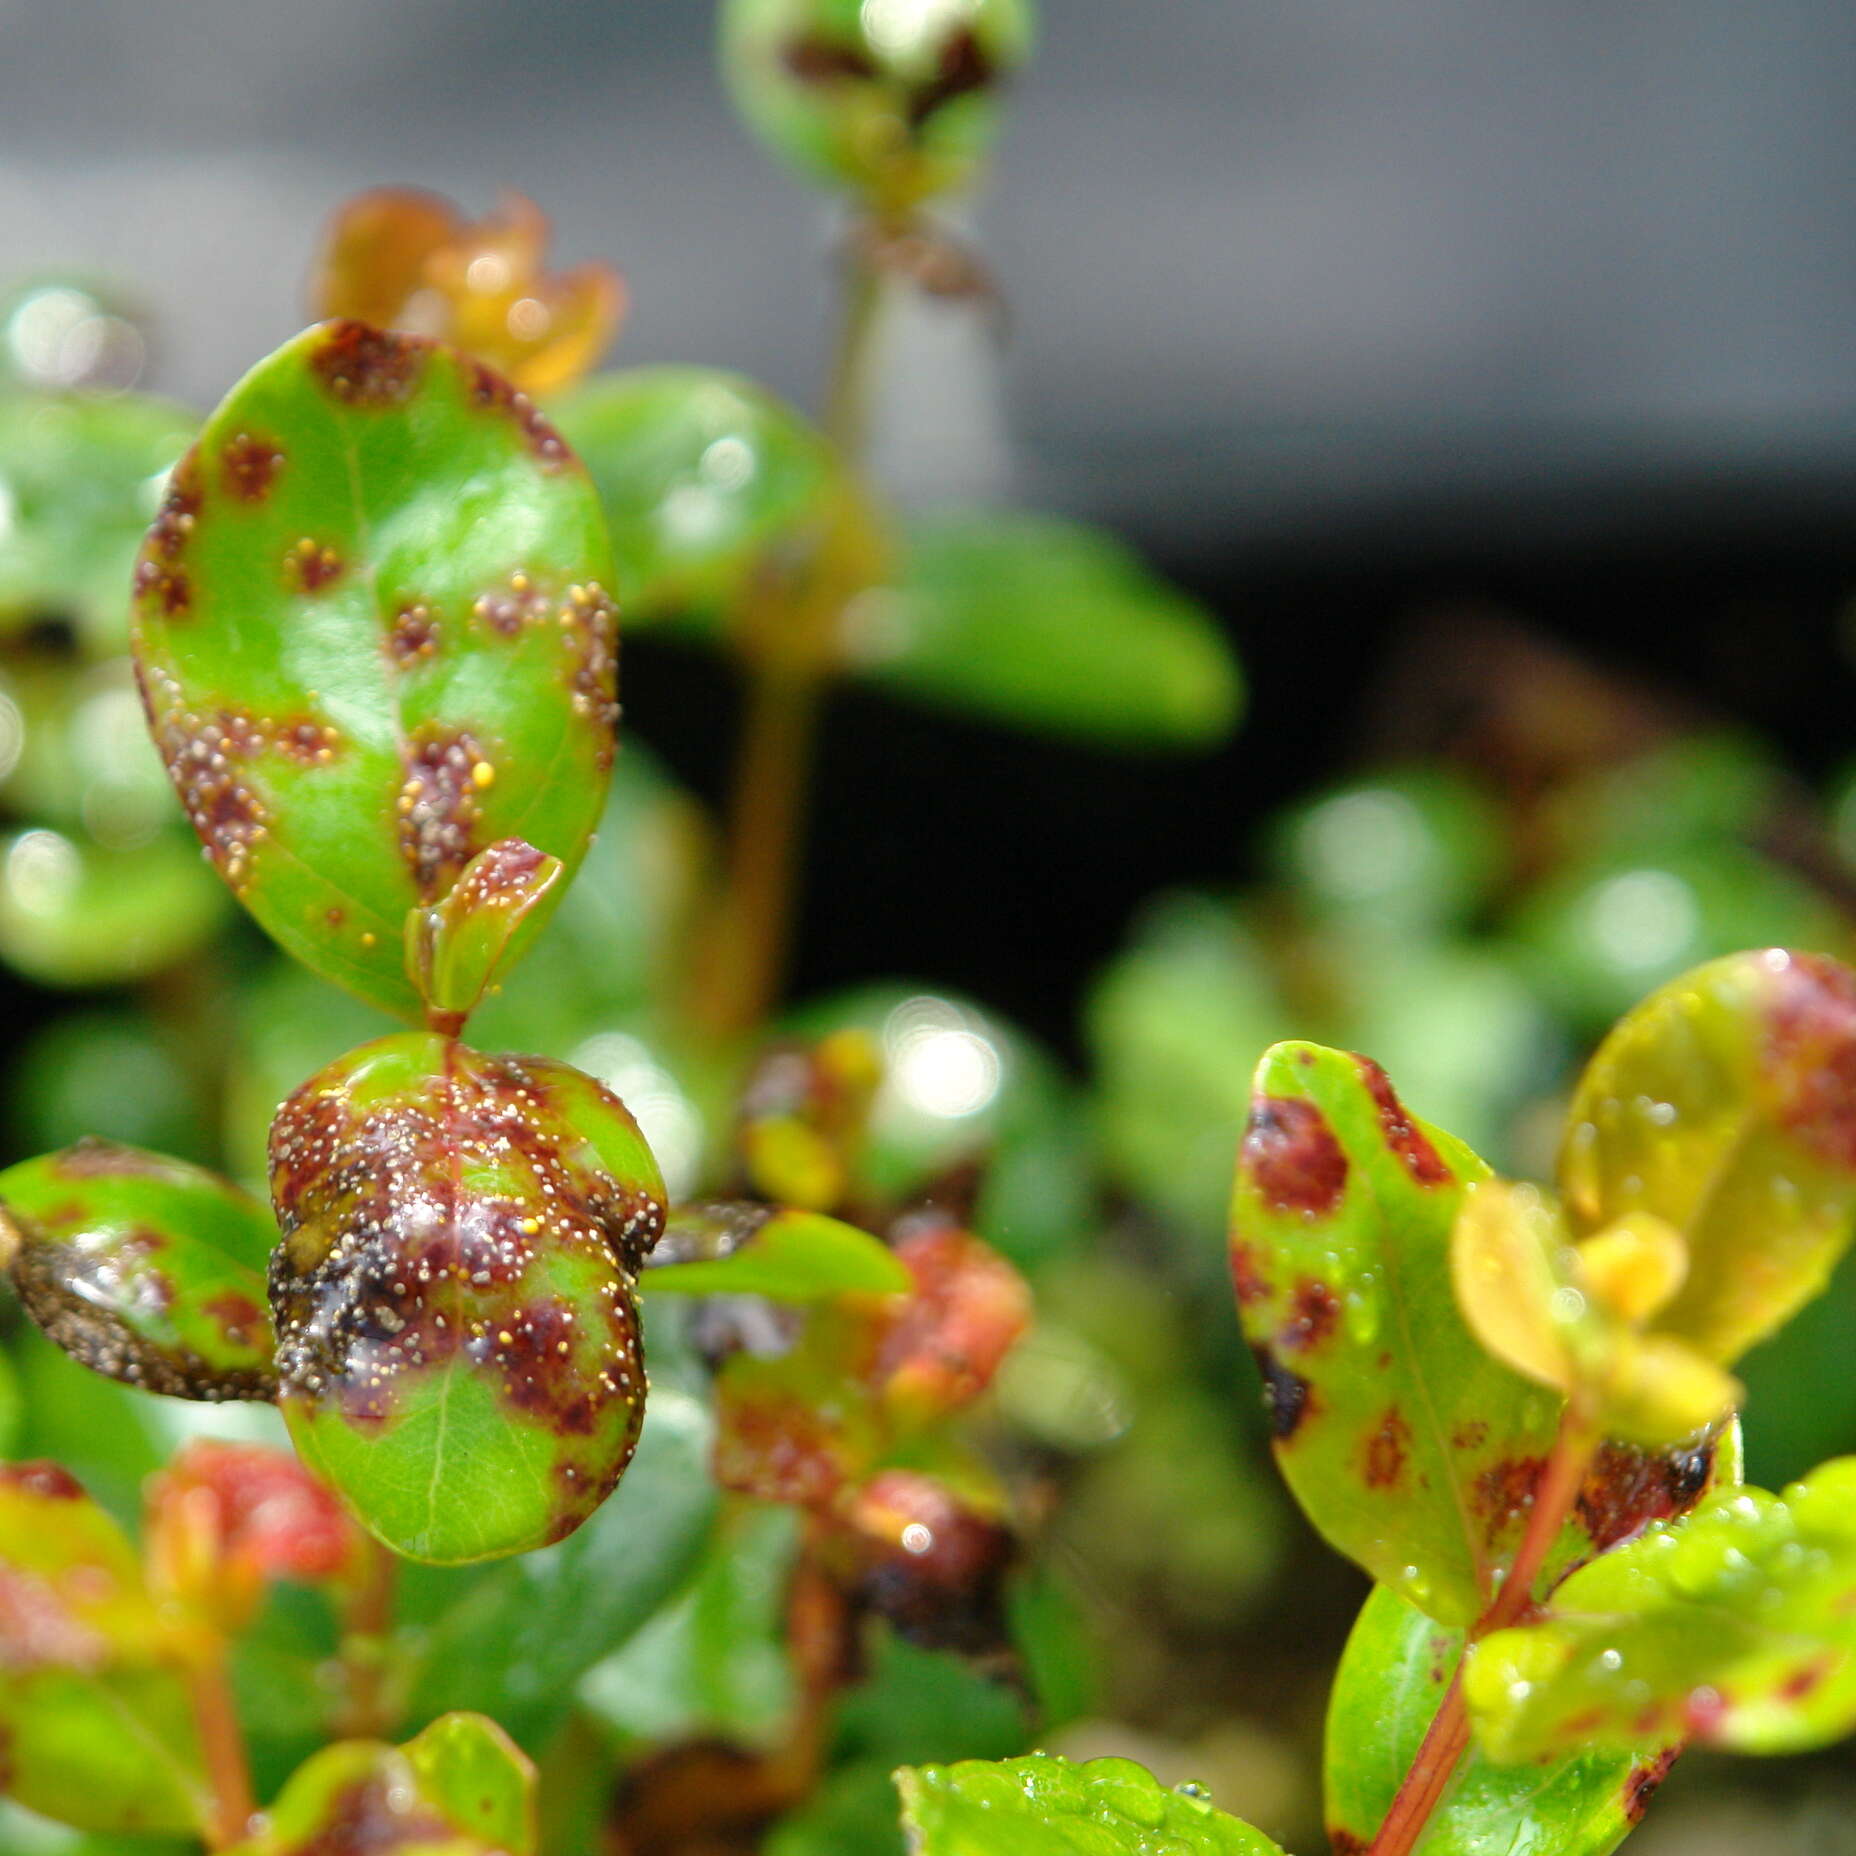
[1364,1413,1598,1856]
[186,1648,256,1850]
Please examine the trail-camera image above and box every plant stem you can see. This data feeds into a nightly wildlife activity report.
[335,1539,399,1739]
[694,218,888,1042]
[187,1646,256,1851]
[1365,1413,1599,1856]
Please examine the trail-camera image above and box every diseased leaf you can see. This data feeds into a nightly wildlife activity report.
[268,1032,666,1563]
[0,1140,278,1401]
[131,321,618,1021]
[1229,1041,1560,1625]
[1559,949,1856,1363]
[1467,1457,1856,1761]
[643,1203,910,1301]
[0,1462,209,1836]
[720,0,1037,208]
[0,388,196,653]
[894,1754,1284,1856]
[1325,1583,1669,1856]
[405,838,565,1028]
[846,513,1241,749]
[225,1713,535,1855]
[401,1713,536,1853]
[398,1357,718,1743]
[550,367,838,631]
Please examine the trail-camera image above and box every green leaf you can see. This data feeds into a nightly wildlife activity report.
[226,1713,535,1855]
[719,0,1037,208]
[579,1499,798,1751]
[1467,1456,1856,1761]
[398,1353,719,1742]
[405,838,564,1026]
[847,513,1241,749]
[401,1714,536,1853]
[1326,1583,1668,1856]
[0,824,228,989]
[894,1754,1285,1856]
[1559,949,1856,1364]
[270,1032,666,1562]
[643,1204,911,1300]
[131,320,618,1021]
[549,367,838,631]
[0,1463,209,1835]
[0,388,196,654]
[1,1140,277,1401]
[1229,1040,1561,1625]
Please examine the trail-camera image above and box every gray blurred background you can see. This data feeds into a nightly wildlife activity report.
[6,0,1856,552]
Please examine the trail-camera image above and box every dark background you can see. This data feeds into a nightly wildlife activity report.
[5,0,1856,1051]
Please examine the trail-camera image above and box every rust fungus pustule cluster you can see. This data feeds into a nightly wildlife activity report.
[266,1034,666,1556]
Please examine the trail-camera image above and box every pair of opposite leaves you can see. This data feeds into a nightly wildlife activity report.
[9,322,670,1561]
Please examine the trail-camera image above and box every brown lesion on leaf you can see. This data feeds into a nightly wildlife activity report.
[1452,1420,1489,1452]
[133,449,203,617]
[1473,1454,1548,1539]
[782,32,881,84]
[1228,1240,1272,1309]
[560,579,620,769]
[286,535,347,594]
[388,601,441,665]
[11,1236,278,1402]
[50,1138,174,1181]
[465,358,571,466]
[1577,1435,1716,1553]
[268,1047,657,1518]
[1356,1056,1451,1186]
[290,1774,451,1856]
[276,717,343,765]
[221,431,284,501]
[1362,1406,1412,1489]
[906,27,997,128]
[1328,1831,1370,1856]
[472,570,552,637]
[396,725,490,898]
[1765,950,1856,1171]
[1623,1747,1681,1824]
[0,1463,85,1501]
[1250,1342,1315,1441]
[147,694,271,894]
[309,319,427,408]
[1242,1095,1348,1215]
[1282,1277,1341,1351]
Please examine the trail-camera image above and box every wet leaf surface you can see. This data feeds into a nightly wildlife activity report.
[1326,1583,1663,1856]
[268,1032,665,1562]
[1,1140,278,1401]
[132,321,618,1020]
[1229,1040,1560,1626]
[1468,1456,1856,1760]
[895,1753,1285,1856]
[1558,949,1856,1364]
